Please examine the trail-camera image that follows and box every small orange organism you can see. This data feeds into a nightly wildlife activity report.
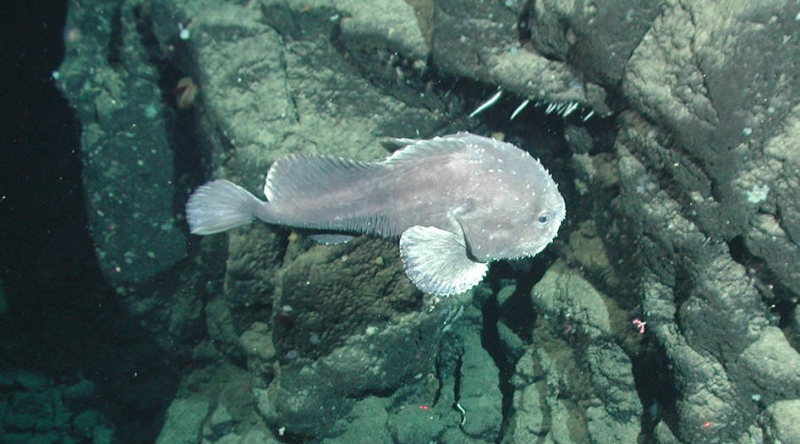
[175,77,197,110]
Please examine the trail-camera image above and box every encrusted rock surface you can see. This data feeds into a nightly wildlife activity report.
[49,0,800,442]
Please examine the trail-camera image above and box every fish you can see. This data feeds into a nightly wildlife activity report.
[186,132,566,296]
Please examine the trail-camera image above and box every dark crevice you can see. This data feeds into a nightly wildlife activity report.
[630,339,679,441]
[131,5,206,241]
[727,235,747,264]
[108,6,123,66]
[727,234,793,328]
[479,293,516,442]
[452,350,464,417]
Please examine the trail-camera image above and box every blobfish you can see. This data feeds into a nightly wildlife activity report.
[186,132,565,295]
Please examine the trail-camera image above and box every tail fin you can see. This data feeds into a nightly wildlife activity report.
[186,180,263,235]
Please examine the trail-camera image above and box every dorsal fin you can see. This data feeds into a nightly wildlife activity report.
[384,134,468,164]
[264,154,377,201]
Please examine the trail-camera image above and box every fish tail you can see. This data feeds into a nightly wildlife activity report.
[186,180,264,234]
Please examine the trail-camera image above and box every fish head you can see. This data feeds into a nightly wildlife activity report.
[456,146,566,263]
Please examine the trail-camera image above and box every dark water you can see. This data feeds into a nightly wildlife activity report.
[0,1,178,442]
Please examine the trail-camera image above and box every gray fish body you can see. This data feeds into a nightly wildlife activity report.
[187,132,565,295]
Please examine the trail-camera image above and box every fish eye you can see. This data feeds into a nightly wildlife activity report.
[537,212,552,225]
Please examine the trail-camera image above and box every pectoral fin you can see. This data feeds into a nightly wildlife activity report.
[399,226,488,296]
